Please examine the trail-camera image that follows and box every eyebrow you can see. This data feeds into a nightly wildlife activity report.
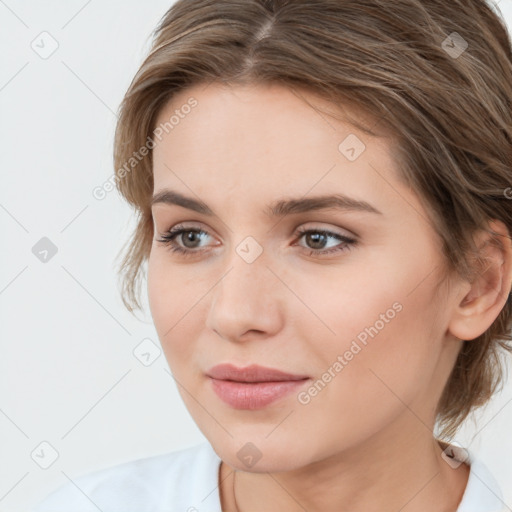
[151,189,382,217]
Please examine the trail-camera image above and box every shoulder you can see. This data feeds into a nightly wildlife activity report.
[31,441,222,512]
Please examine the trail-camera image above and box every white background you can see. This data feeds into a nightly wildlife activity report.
[1,1,512,510]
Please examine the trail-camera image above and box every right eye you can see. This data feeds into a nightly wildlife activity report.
[156,225,214,256]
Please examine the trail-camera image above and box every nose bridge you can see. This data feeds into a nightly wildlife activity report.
[206,236,284,338]
[217,236,273,308]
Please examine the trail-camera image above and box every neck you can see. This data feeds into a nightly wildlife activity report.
[219,425,470,512]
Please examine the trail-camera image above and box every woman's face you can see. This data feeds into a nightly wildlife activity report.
[148,82,464,471]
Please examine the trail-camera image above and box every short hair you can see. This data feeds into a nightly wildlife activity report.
[112,0,512,441]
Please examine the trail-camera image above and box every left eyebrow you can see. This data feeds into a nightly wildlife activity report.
[151,189,383,217]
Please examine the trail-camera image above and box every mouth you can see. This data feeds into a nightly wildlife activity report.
[206,363,311,409]
[206,363,310,382]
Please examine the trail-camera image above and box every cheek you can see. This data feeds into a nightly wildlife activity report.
[147,251,171,330]
[147,253,183,349]
[147,252,208,367]
[290,274,442,450]
[300,252,443,398]
[147,248,196,324]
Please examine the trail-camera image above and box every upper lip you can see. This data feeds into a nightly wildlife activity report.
[206,364,310,383]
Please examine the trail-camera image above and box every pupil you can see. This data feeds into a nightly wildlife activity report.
[308,233,325,249]
[184,231,200,248]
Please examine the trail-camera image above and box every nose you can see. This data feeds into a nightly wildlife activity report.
[205,245,285,343]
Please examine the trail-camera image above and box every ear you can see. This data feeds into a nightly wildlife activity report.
[448,219,512,341]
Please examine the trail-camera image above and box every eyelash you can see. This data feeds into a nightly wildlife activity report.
[156,224,357,258]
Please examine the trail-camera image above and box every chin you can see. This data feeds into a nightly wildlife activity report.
[211,435,311,473]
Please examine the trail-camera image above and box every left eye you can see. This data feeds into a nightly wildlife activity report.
[156,225,357,257]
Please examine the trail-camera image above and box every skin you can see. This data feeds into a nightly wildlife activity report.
[147,81,512,511]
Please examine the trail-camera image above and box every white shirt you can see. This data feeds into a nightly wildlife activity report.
[31,441,507,512]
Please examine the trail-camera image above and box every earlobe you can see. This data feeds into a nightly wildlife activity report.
[447,220,512,341]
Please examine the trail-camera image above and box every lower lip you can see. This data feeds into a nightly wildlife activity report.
[209,377,310,409]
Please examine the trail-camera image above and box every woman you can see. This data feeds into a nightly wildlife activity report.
[33,0,512,510]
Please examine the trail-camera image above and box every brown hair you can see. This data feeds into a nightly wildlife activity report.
[112,0,512,441]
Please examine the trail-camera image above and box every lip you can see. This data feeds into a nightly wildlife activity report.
[206,364,310,410]
[206,363,310,382]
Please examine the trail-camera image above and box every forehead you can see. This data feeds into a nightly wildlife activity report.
[154,81,384,152]
[150,82,415,221]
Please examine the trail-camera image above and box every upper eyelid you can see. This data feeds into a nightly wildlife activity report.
[162,223,357,242]
[163,221,354,233]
